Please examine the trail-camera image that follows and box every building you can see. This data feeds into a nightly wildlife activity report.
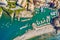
[0,0,7,6]
[17,0,34,12]
[0,0,7,17]
[8,0,16,1]
[17,0,27,8]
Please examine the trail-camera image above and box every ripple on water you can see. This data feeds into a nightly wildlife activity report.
[1,26,3,29]
[56,34,60,40]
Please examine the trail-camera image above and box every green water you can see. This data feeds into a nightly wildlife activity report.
[0,7,58,40]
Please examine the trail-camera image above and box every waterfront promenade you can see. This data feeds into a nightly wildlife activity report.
[14,24,55,40]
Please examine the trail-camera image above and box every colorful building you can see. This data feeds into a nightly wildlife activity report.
[17,0,34,12]
[0,0,7,5]
[7,0,16,8]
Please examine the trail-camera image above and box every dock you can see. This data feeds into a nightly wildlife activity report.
[13,24,55,40]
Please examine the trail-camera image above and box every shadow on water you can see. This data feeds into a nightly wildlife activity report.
[1,7,11,17]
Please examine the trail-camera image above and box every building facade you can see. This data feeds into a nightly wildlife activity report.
[0,0,7,5]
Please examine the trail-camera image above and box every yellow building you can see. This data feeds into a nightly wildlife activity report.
[8,0,15,1]
[0,7,3,18]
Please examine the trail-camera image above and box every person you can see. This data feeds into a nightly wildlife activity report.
[51,9,60,34]
[48,0,58,8]
[49,0,55,8]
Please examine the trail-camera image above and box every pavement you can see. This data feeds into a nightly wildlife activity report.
[13,24,55,40]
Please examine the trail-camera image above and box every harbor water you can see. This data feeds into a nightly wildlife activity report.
[0,7,59,40]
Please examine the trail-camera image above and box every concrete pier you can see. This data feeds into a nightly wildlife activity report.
[13,24,55,40]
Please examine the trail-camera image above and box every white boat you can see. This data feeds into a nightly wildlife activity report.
[21,19,31,22]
